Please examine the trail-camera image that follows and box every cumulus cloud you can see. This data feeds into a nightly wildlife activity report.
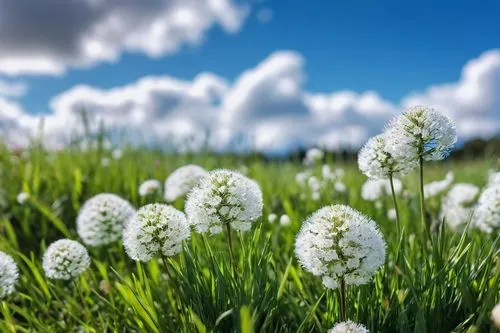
[0,79,28,97]
[0,0,250,75]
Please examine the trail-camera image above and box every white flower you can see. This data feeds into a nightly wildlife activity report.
[77,193,136,246]
[492,303,500,329]
[311,191,321,201]
[43,239,90,280]
[308,176,321,191]
[295,170,312,186]
[295,205,386,289]
[440,183,479,230]
[487,171,500,187]
[138,179,161,197]
[17,192,29,204]
[424,171,454,198]
[329,321,369,333]
[361,179,402,202]
[385,105,457,163]
[123,204,190,262]
[387,208,397,221]
[268,213,277,223]
[0,251,19,299]
[164,164,208,202]
[101,157,111,167]
[474,185,500,233]
[304,148,324,165]
[280,214,291,226]
[185,169,263,235]
[322,164,334,180]
[112,149,123,160]
[358,134,417,179]
[335,181,347,193]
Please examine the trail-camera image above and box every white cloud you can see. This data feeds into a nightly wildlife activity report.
[0,79,28,97]
[2,49,500,153]
[0,0,250,76]
[256,8,273,23]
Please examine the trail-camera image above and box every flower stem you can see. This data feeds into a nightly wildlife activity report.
[389,174,401,240]
[339,277,347,322]
[161,256,182,308]
[418,156,429,240]
[225,223,238,277]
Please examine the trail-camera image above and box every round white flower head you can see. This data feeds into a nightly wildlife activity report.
[295,205,386,289]
[77,193,136,246]
[328,321,369,333]
[385,105,457,162]
[280,214,291,226]
[17,192,29,205]
[335,181,347,193]
[43,239,90,280]
[387,208,397,221]
[440,183,479,230]
[295,170,312,186]
[268,213,277,223]
[185,169,263,235]
[164,164,208,202]
[304,148,324,165]
[358,134,417,179]
[487,171,500,188]
[138,179,162,197]
[424,171,454,198]
[474,185,500,233]
[361,179,402,202]
[123,204,190,262]
[0,251,19,299]
[492,303,500,328]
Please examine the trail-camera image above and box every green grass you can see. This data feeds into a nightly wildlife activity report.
[0,143,498,332]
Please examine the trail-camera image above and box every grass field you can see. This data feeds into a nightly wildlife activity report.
[0,142,499,332]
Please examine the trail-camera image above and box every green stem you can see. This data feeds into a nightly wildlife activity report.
[418,156,429,240]
[389,174,401,240]
[161,256,182,309]
[339,278,347,322]
[225,223,238,277]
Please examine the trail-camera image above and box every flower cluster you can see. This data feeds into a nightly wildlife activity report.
[385,105,457,163]
[77,193,136,246]
[0,251,18,299]
[361,178,402,202]
[138,179,162,197]
[296,166,346,201]
[123,204,190,262]
[474,185,500,233]
[295,205,386,289]
[164,164,208,202]
[185,170,263,235]
[358,134,416,179]
[440,183,479,230]
[424,171,454,198]
[43,239,90,280]
[328,321,370,333]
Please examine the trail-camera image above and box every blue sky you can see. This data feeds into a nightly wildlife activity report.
[0,0,499,151]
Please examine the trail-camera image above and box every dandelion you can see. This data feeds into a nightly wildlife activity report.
[123,204,190,262]
[77,193,136,246]
[43,239,90,280]
[424,171,454,198]
[164,164,208,202]
[268,213,277,223]
[440,183,479,230]
[304,148,324,165]
[492,303,500,328]
[474,185,500,233]
[280,214,291,226]
[138,179,162,197]
[0,251,19,299]
[328,321,369,333]
[17,192,29,205]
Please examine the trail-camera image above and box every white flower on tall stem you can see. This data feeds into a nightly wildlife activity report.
[164,164,208,202]
[474,185,500,233]
[139,179,162,197]
[43,239,90,280]
[279,214,291,226]
[328,321,369,333]
[424,171,454,198]
[303,148,324,165]
[0,251,19,299]
[17,192,29,205]
[439,183,479,230]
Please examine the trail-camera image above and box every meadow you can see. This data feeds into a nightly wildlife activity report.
[0,141,499,333]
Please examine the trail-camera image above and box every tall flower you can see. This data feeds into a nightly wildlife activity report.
[361,179,402,202]
[358,134,416,179]
[138,179,162,197]
[295,205,386,289]
[424,171,454,198]
[185,169,263,235]
[77,193,136,246]
[474,185,500,233]
[164,164,208,202]
[440,183,479,230]
[304,148,324,165]
[0,251,19,299]
[43,239,90,280]
[123,204,190,262]
[329,321,369,333]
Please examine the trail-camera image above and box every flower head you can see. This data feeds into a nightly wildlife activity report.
[328,321,370,333]
[185,169,263,235]
[280,214,291,226]
[304,148,324,165]
[138,179,162,197]
[361,179,402,202]
[487,171,500,188]
[385,105,457,162]
[17,192,29,205]
[77,193,136,246]
[0,251,19,299]
[474,185,500,233]
[123,204,190,262]
[164,164,208,202]
[295,205,386,289]
[440,183,479,230]
[358,134,417,179]
[268,213,277,223]
[424,171,454,198]
[492,303,500,329]
[43,239,90,280]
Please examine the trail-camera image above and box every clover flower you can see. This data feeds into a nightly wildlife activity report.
[358,134,417,179]
[164,164,208,202]
[77,193,136,246]
[0,251,19,299]
[328,321,370,333]
[295,205,386,289]
[474,185,500,233]
[424,171,454,198]
[304,148,324,165]
[123,204,190,262]
[361,179,402,202]
[17,192,29,205]
[385,105,457,163]
[138,179,162,197]
[185,169,263,235]
[439,183,479,230]
[43,239,90,280]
